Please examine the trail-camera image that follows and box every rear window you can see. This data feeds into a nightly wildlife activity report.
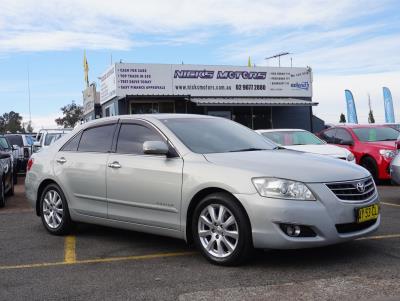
[353,127,399,142]
[6,135,23,147]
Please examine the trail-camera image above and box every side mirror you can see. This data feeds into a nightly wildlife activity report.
[143,141,169,155]
[339,139,353,146]
[0,152,11,159]
[12,145,19,151]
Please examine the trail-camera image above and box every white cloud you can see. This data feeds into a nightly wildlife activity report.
[0,0,393,52]
[313,71,400,124]
[21,113,61,131]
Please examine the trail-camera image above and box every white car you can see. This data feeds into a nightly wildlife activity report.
[33,129,73,152]
[256,129,356,163]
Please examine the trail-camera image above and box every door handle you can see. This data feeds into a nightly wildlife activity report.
[56,157,67,164]
[108,162,121,169]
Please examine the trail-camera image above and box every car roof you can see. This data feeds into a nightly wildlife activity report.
[328,124,393,129]
[256,129,307,133]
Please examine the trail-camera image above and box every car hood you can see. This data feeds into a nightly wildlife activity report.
[283,144,349,157]
[204,149,369,183]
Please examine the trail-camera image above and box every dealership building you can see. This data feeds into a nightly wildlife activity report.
[89,63,324,131]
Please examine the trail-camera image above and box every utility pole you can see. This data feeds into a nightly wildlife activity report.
[27,63,32,129]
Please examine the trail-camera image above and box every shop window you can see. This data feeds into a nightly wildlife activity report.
[105,104,116,117]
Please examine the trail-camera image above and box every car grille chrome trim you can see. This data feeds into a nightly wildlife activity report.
[325,177,376,202]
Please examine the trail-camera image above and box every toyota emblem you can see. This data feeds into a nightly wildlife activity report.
[356,182,365,193]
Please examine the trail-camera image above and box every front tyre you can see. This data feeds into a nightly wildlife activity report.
[192,192,253,266]
[40,183,73,235]
[0,180,5,208]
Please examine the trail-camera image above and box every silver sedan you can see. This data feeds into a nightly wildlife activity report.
[25,114,380,265]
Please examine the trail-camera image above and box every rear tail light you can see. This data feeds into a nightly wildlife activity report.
[27,158,34,172]
[24,147,30,158]
[396,140,400,150]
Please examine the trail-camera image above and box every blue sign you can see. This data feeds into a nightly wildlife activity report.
[383,87,395,123]
[345,90,358,124]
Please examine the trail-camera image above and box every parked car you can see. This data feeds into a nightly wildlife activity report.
[383,123,400,132]
[318,125,398,181]
[5,134,34,172]
[390,136,400,185]
[0,150,14,207]
[33,129,73,153]
[256,129,355,163]
[26,115,380,265]
[0,135,18,184]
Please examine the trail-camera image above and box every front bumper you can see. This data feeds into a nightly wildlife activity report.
[234,182,380,249]
[390,163,400,185]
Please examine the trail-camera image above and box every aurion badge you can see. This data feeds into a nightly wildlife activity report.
[356,182,365,193]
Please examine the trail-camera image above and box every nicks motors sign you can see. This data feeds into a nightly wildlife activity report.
[100,63,312,103]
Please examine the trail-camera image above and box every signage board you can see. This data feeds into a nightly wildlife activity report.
[100,63,312,103]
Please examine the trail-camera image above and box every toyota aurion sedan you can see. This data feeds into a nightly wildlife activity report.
[25,115,380,265]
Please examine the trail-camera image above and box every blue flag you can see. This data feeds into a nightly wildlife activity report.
[383,87,395,123]
[345,90,358,124]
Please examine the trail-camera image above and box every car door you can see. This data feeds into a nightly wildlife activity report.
[54,122,117,218]
[106,120,183,230]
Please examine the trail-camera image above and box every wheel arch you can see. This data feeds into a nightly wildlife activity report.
[35,178,60,216]
[184,187,252,245]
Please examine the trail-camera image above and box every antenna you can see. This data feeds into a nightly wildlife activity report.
[265,52,290,67]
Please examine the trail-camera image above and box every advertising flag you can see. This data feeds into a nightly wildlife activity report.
[383,87,395,123]
[345,90,358,124]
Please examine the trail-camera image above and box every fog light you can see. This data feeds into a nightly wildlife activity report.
[279,223,301,237]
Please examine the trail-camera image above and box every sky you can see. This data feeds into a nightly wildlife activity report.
[0,0,399,130]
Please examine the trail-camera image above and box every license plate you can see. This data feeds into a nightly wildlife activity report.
[356,204,379,223]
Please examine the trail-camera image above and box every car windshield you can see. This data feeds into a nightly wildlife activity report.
[261,131,324,146]
[6,135,23,147]
[44,133,65,146]
[161,117,276,154]
[353,127,400,142]
[0,137,11,150]
[25,135,34,145]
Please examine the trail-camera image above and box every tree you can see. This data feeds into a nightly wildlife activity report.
[0,111,24,133]
[55,101,83,128]
[368,110,375,124]
[26,122,34,133]
[367,94,375,124]
[339,113,346,123]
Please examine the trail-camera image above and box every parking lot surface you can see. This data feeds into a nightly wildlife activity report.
[0,178,399,301]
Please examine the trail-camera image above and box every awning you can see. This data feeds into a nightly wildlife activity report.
[190,97,318,106]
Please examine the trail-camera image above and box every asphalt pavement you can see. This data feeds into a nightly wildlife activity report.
[0,178,399,301]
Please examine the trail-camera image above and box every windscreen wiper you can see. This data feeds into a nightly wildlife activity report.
[229,148,267,152]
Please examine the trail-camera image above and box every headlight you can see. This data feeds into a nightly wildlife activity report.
[252,178,316,201]
[347,153,355,161]
[379,149,396,159]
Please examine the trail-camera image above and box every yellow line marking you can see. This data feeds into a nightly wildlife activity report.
[64,235,76,264]
[356,233,400,241]
[0,251,196,271]
[381,202,400,208]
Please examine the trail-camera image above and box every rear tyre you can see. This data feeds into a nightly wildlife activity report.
[40,183,73,235]
[360,157,379,182]
[0,180,5,208]
[192,192,253,266]
[6,177,14,196]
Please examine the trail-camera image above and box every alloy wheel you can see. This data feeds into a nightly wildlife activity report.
[42,190,63,229]
[198,204,239,258]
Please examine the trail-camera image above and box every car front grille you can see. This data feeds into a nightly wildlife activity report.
[326,177,376,202]
[336,219,377,234]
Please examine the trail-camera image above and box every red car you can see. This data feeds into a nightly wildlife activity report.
[318,125,399,181]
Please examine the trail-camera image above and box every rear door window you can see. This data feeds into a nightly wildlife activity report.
[78,124,116,153]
